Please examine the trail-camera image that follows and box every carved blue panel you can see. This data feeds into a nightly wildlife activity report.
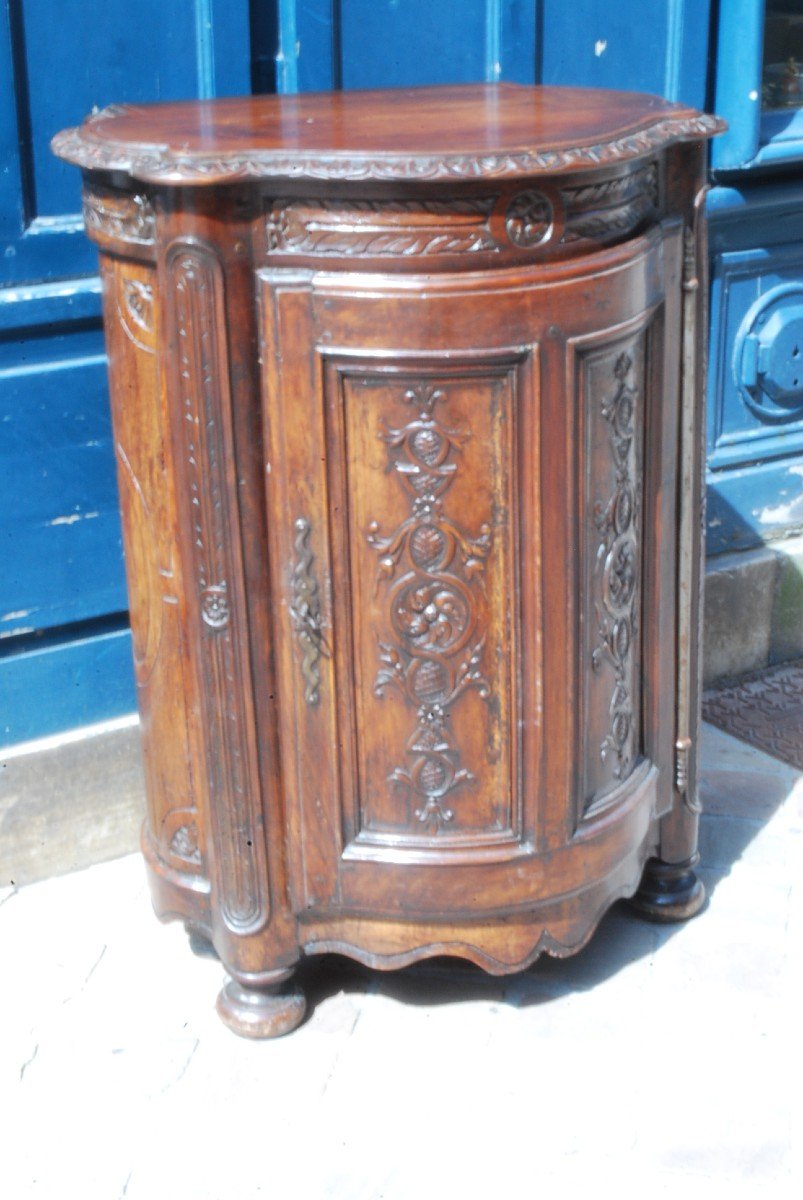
[708,248,803,472]
[707,181,803,553]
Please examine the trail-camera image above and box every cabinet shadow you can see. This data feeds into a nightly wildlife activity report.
[293,723,798,1017]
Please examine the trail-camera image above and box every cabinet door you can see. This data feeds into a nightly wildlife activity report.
[259,226,679,919]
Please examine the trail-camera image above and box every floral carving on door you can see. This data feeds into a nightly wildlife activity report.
[592,350,641,784]
[367,383,493,832]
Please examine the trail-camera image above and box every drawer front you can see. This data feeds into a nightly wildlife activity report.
[258,228,676,918]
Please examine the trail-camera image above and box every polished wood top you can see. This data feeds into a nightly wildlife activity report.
[53,84,724,187]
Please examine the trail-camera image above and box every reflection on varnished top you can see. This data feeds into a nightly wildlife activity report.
[52,84,724,185]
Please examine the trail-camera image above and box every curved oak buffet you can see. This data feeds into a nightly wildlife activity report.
[54,85,724,1037]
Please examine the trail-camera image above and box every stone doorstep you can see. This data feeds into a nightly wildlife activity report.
[0,718,145,888]
[703,531,803,688]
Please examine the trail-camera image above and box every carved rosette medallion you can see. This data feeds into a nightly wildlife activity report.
[200,582,230,629]
[505,190,553,246]
[367,384,493,832]
[592,351,640,782]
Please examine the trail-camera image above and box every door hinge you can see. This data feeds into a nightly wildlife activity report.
[674,737,692,792]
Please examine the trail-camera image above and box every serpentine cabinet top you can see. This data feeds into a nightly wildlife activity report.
[52,83,724,186]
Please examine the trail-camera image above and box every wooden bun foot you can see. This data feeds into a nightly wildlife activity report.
[216,971,306,1039]
[629,855,706,923]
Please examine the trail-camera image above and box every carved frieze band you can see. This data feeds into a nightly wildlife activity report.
[267,197,497,257]
[264,163,658,259]
[168,239,268,931]
[55,111,722,183]
[561,163,658,242]
[591,350,641,785]
[82,185,155,245]
[367,384,493,833]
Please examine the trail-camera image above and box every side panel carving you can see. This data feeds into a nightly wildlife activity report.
[100,255,203,875]
[167,240,268,932]
[580,335,646,813]
[118,278,154,352]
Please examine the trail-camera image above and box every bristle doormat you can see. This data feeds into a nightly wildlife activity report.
[702,658,803,772]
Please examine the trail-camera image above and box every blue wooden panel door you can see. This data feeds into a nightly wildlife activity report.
[0,0,251,747]
[706,180,803,554]
[277,0,536,91]
[274,0,710,106]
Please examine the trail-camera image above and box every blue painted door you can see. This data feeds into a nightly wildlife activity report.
[273,1,710,106]
[0,0,251,746]
[705,181,803,554]
[705,1,803,553]
[0,1,725,747]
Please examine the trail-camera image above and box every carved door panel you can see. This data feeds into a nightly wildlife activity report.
[259,224,680,918]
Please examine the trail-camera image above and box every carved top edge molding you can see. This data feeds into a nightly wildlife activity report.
[53,113,724,186]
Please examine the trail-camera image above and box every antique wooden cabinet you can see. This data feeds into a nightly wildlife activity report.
[54,85,723,1036]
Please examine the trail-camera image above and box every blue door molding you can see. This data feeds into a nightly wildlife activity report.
[0,0,251,748]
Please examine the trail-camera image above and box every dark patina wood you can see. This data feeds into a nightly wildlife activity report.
[54,84,724,1037]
